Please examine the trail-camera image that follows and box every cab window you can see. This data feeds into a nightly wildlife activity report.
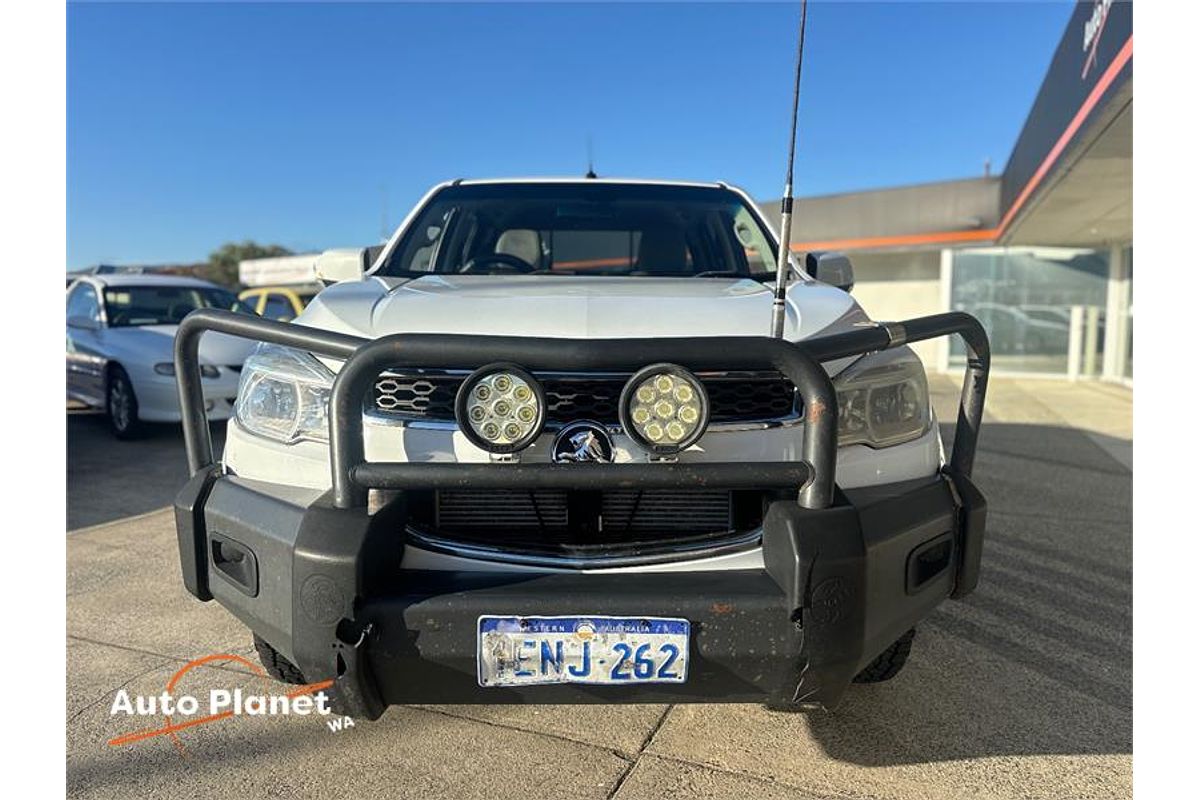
[67,283,101,323]
[733,206,778,273]
[382,183,780,279]
[240,290,265,314]
[263,293,296,321]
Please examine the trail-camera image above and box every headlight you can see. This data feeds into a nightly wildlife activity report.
[155,362,219,379]
[619,364,710,455]
[233,344,333,444]
[833,348,931,448]
[454,364,546,453]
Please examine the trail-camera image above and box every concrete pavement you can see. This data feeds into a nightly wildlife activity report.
[66,412,226,530]
[66,376,1132,799]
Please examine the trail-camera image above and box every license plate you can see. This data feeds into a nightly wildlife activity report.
[477,615,690,687]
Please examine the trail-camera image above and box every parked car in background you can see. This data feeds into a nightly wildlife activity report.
[968,301,1070,355]
[66,274,258,438]
[238,285,320,321]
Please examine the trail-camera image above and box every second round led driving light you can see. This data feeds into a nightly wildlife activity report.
[619,364,710,455]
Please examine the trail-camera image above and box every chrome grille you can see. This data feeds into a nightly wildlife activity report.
[373,376,457,417]
[373,372,797,425]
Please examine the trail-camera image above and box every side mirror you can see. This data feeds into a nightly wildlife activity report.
[67,314,99,331]
[806,251,855,293]
[315,248,368,284]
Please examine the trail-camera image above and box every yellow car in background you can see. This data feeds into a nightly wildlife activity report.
[238,286,319,321]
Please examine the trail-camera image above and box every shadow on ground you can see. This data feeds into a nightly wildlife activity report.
[807,420,1131,766]
[67,413,225,530]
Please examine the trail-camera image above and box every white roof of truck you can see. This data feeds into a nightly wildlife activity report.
[238,253,319,287]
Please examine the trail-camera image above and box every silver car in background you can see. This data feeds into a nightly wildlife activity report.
[66,274,257,438]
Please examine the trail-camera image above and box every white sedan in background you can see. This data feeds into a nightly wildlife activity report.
[67,274,258,438]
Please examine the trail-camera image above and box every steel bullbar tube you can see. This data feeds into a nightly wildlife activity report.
[329,334,838,510]
[173,309,366,474]
[801,311,990,478]
[174,309,985,514]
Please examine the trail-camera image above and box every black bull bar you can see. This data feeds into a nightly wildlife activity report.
[174,310,990,508]
[173,309,989,715]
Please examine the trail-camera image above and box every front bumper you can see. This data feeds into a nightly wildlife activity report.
[171,309,990,718]
[175,467,985,717]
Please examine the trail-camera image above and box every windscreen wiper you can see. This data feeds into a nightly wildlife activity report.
[690,270,745,278]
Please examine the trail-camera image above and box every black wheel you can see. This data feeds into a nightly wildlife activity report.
[853,628,915,684]
[106,365,143,439]
[253,633,308,685]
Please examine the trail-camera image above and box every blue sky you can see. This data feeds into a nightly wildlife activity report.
[67,1,1074,269]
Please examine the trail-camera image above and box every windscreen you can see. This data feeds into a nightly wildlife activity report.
[377,183,779,278]
[103,285,256,327]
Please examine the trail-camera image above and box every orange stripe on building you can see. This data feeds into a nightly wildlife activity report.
[790,227,998,253]
[997,35,1132,234]
[790,35,1131,254]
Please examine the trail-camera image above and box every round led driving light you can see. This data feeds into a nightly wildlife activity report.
[455,363,546,453]
[619,363,710,455]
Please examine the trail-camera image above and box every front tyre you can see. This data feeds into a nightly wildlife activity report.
[764,628,918,713]
[252,634,307,685]
[106,365,143,439]
[853,628,915,683]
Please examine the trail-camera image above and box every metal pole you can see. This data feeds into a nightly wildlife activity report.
[1084,305,1101,377]
[1067,305,1084,380]
[770,0,809,339]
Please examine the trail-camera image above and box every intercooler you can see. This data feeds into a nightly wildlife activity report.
[433,488,734,533]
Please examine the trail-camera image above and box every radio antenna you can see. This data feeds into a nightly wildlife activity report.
[770,0,809,338]
[586,135,597,179]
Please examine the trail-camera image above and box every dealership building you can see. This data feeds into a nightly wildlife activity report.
[761,0,1132,383]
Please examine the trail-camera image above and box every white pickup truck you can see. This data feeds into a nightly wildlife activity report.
[172,178,990,717]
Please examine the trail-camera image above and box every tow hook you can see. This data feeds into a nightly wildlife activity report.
[330,621,385,720]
